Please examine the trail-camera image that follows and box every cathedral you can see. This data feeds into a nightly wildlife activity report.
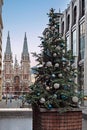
[2,32,31,97]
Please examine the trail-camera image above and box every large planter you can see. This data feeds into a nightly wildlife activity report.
[33,107,82,130]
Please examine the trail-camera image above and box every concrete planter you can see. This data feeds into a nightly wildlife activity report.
[33,107,82,130]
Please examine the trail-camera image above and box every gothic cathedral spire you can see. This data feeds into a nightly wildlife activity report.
[21,32,31,87]
[4,31,12,62]
[3,32,13,94]
[22,32,28,55]
[5,31,12,55]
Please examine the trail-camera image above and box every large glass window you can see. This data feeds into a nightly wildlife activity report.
[73,6,77,25]
[82,0,85,16]
[72,30,77,56]
[80,22,85,60]
[61,21,64,36]
[67,15,70,31]
[66,36,70,51]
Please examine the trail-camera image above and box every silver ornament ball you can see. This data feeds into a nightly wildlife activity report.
[40,97,45,103]
[46,61,52,67]
[55,63,59,67]
[54,83,60,89]
[72,96,78,103]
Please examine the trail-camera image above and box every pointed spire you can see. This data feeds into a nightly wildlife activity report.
[14,55,18,66]
[5,31,12,54]
[59,8,61,13]
[25,32,27,40]
[22,32,28,55]
[15,55,17,64]
[8,31,10,38]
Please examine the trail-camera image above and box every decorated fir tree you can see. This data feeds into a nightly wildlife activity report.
[27,8,81,111]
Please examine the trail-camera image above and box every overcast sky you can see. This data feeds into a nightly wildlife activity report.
[2,0,70,67]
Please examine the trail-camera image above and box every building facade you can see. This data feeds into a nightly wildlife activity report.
[58,0,86,97]
[2,32,31,97]
[0,0,3,100]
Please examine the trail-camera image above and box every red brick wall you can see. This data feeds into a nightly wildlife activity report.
[33,107,82,130]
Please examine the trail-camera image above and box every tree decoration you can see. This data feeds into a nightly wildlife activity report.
[63,49,65,53]
[46,86,50,90]
[48,104,53,109]
[53,53,57,57]
[58,73,62,77]
[26,8,82,111]
[51,26,55,30]
[72,96,79,103]
[62,57,67,62]
[56,46,60,50]
[64,85,68,90]
[54,94,57,98]
[60,43,65,48]
[68,79,72,82]
[52,74,56,78]
[61,94,68,100]
[46,61,52,67]
[54,83,60,89]
[55,63,59,67]
[37,93,40,96]
[40,97,45,103]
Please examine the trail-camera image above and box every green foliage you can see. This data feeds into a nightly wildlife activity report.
[27,8,82,110]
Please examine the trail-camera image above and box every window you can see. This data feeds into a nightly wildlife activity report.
[66,36,70,51]
[67,15,70,31]
[73,6,77,24]
[82,0,85,16]
[61,21,64,36]
[14,76,20,84]
[79,22,85,60]
[72,30,77,56]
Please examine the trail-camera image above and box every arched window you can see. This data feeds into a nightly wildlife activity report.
[14,76,20,84]
[61,21,64,36]
[82,0,85,16]
[67,15,70,31]
[73,6,77,24]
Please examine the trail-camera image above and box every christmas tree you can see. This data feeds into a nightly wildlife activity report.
[27,8,81,111]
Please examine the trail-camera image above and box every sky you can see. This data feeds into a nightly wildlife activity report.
[2,0,70,67]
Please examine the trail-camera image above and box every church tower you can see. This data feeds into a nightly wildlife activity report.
[2,32,31,98]
[3,32,13,94]
[21,33,31,92]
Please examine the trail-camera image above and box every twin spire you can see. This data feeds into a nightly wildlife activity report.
[23,32,28,55]
[5,31,12,54]
[5,32,29,56]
